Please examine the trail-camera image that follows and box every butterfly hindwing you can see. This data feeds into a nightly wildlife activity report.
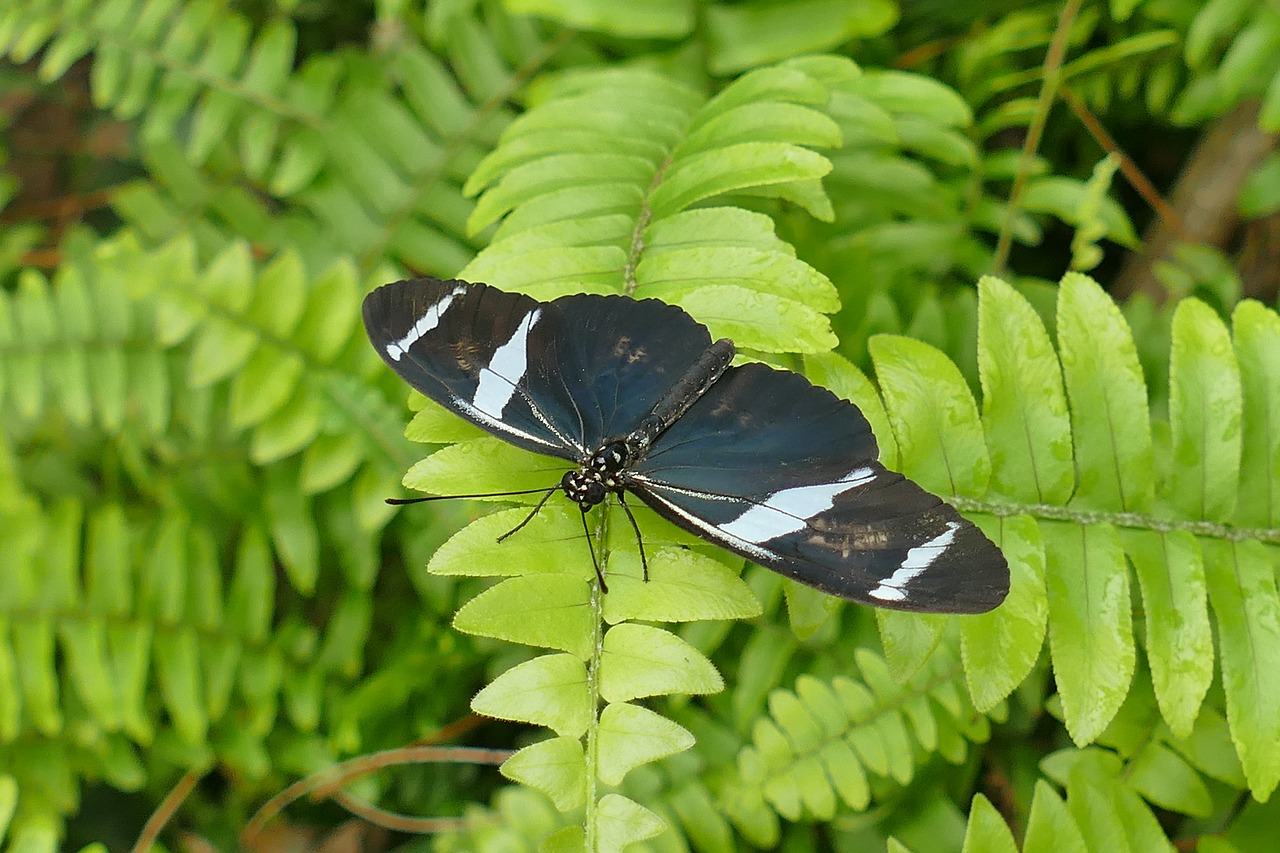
[630,363,1009,613]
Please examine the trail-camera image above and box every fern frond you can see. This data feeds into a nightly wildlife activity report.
[0,0,564,278]
[1,0,297,167]
[1178,0,1280,129]
[722,643,996,848]
[563,264,1268,841]
[368,55,891,846]
[0,487,387,837]
[460,59,846,355]
[948,5,1182,119]
[0,204,483,835]
[0,229,411,551]
[866,272,1280,803]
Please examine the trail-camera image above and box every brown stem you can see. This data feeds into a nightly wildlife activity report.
[992,0,1085,276]
[1113,100,1278,302]
[1061,88,1188,241]
[129,771,201,853]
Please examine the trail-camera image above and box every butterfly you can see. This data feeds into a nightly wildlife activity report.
[362,277,1009,614]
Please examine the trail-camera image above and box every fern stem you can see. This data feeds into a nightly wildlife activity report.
[131,771,200,853]
[1060,88,1189,241]
[623,155,673,296]
[949,496,1280,545]
[991,0,1084,275]
[583,504,611,850]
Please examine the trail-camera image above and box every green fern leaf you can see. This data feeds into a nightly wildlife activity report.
[502,735,587,811]
[961,515,1048,712]
[961,794,1018,853]
[1169,299,1242,521]
[1122,529,1212,737]
[473,654,593,737]
[731,644,992,829]
[1058,272,1154,511]
[1203,538,1280,799]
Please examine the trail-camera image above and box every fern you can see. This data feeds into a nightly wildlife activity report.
[0,0,559,276]
[385,56,862,847]
[359,50,1278,847]
[424,267,1280,848]
[723,643,998,848]
[944,4,1184,120]
[1177,0,1280,129]
[4,0,1280,848]
[883,274,1279,793]
[0,225,461,841]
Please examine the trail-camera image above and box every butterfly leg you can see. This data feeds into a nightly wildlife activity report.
[617,493,649,582]
[578,506,608,592]
[496,487,559,543]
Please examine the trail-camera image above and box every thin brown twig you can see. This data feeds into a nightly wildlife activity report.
[0,188,116,223]
[241,745,514,848]
[330,790,471,834]
[17,248,63,269]
[894,37,962,70]
[413,713,487,746]
[992,0,1085,275]
[1061,87,1190,241]
[130,771,202,853]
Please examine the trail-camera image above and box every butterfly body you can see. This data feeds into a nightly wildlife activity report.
[561,336,735,513]
[363,277,1009,614]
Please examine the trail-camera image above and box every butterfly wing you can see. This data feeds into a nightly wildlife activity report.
[629,363,1009,613]
[363,278,580,458]
[534,292,717,450]
[363,278,721,459]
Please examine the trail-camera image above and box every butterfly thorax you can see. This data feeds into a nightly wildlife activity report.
[561,342,732,512]
[561,438,636,509]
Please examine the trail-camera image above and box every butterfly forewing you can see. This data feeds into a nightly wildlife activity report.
[364,280,722,454]
[630,363,1009,613]
[529,294,717,449]
[363,279,577,458]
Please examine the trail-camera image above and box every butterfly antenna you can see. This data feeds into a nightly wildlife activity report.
[617,493,649,582]
[496,487,559,543]
[387,486,555,506]
[579,507,608,593]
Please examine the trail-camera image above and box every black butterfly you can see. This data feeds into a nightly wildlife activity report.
[362,278,1008,614]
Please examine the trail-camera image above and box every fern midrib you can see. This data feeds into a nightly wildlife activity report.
[1097,359,1131,512]
[949,496,1280,545]
[1264,370,1276,526]
[623,155,672,295]
[583,504,610,850]
[0,335,168,360]
[0,603,316,666]
[1020,395,1047,503]
[1198,363,1208,520]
